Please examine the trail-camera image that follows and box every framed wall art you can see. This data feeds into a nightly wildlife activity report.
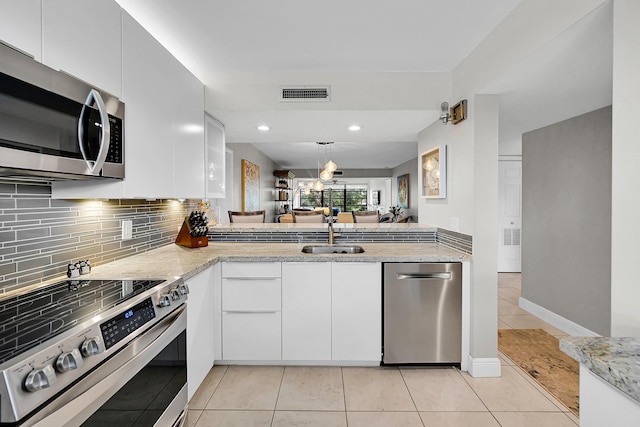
[241,159,260,211]
[420,145,447,198]
[397,174,409,208]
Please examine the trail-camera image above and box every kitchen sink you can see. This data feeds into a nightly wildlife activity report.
[301,245,365,254]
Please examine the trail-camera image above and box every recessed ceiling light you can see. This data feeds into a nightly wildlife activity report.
[348,125,361,131]
[257,125,270,131]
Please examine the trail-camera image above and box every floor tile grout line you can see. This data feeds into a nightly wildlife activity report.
[506,360,576,414]
[397,367,426,427]
[200,365,229,411]
[341,367,349,426]
[270,366,286,427]
[454,366,494,416]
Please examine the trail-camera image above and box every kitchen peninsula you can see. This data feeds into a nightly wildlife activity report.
[76,223,472,397]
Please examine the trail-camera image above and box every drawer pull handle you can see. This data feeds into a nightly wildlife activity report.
[224,310,279,314]
[224,277,280,281]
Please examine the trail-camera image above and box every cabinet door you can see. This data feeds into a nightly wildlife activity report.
[282,262,331,360]
[42,0,122,97]
[222,312,281,360]
[121,11,173,198]
[171,60,204,199]
[204,114,226,199]
[186,267,215,400]
[0,0,42,61]
[332,262,382,362]
[221,262,282,361]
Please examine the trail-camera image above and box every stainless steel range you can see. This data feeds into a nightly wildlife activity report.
[0,278,189,426]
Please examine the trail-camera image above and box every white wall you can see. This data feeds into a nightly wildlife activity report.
[416,0,609,370]
[470,95,500,360]
[611,0,640,336]
[417,110,475,233]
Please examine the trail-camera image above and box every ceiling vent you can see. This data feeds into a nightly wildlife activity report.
[280,86,331,102]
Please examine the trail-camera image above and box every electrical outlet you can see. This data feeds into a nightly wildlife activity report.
[122,220,133,240]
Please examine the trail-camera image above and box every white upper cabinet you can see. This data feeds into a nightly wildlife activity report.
[52,9,205,199]
[120,10,175,198]
[0,0,42,61]
[122,10,204,198]
[204,114,226,199]
[172,61,205,199]
[42,0,122,98]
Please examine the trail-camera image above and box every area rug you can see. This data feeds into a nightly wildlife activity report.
[498,328,579,417]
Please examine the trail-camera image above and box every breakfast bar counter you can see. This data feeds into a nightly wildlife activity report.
[85,241,470,282]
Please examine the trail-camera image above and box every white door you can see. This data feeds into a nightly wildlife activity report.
[498,160,522,272]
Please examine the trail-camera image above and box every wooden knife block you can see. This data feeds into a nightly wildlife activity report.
[175,218,208,248]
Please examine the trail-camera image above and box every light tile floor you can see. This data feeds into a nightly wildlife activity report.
[188,273,578,427]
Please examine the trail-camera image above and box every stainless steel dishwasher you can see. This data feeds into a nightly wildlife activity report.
[383,262,462,365]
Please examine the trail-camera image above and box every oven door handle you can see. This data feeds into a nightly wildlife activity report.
[29,305,187,427]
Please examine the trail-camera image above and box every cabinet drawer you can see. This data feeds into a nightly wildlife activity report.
[222,262,281,278]
[222,311,281,360]
[222,278,281,310]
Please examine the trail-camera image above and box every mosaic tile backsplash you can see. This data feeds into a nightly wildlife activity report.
[0,182,190,294]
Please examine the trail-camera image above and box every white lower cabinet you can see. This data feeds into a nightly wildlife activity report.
[222,311,281,360]
[221,262,282,361]
[217,261,381,363]
[282,262,332,361]
[332,262,382,362]
[185,266,214,400]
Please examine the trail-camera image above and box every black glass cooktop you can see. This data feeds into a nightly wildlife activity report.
[0,279,165,365]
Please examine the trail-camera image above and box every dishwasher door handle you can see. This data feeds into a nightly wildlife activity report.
[396,272,452,280]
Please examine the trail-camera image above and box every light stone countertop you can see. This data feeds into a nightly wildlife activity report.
[560,337,640,403]
[208,223,438,232]
[85,241,469,283]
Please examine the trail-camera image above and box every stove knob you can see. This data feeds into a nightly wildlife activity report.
[81,337,103,357]
[178,283,190,295]
[24,365,57,392]
[56,349,84,373]
[158,294,171,307]
[170,288,181,301]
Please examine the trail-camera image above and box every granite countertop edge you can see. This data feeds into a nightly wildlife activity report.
[208,223,439,233]
[77,242,470,284]
[560,336,640,403]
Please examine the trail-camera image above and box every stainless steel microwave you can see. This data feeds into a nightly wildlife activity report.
[0,42,124,181]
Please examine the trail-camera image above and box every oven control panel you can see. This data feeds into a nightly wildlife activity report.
[101,298,156,350]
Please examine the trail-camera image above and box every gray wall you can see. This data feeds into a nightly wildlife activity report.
[227,143,281,223]
[391,157,418,220]
[522,106,611,336]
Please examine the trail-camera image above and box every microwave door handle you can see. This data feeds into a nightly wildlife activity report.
[78,89,111,175]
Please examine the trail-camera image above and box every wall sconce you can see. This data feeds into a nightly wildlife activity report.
[440,100,468,125]
[440,102,451,124]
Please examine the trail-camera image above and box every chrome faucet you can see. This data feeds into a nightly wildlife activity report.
[327,188,341,244]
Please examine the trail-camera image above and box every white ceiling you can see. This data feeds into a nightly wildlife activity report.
[115,0,612,169]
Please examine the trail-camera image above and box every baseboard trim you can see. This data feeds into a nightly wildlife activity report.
[519,297,600,337]
[467,356,501,377]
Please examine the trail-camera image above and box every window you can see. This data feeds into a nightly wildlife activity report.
[299,184,368,212]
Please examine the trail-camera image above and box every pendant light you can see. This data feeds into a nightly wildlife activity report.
[319,168,333,180]
[323,141,337,172]
[316,141,337,182]
[313,142,324,191]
